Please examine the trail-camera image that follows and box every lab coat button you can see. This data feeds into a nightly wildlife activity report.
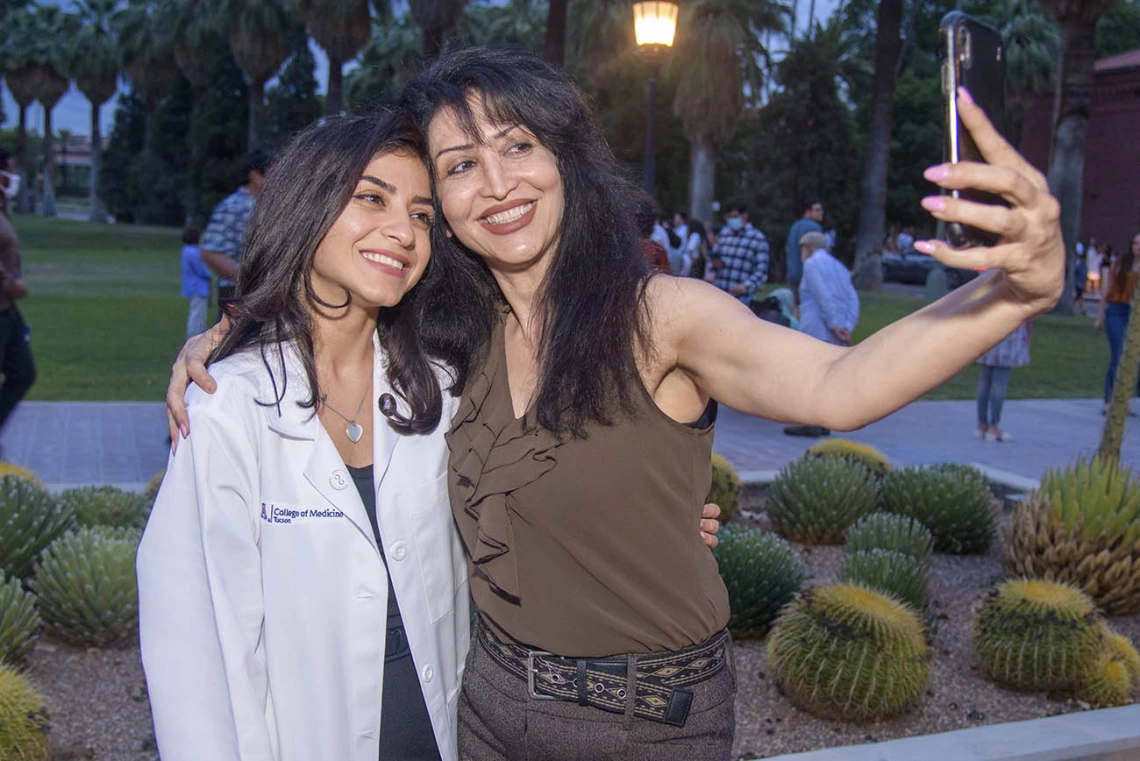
[422,664,434,683]
[390,542,408,561]
[329,470,348,490]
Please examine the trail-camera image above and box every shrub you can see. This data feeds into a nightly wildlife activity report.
[0,663,49,760]
[767,583,930,722]
[881,464,995,554]
[0,574,39,665]
[839,550,928,611]
[0,463,40,486]
[0,476,74,581]
[143,468,166,506]
[60,486,151,530]
[805,439,892,476]
[711,525,805,637]
[845,513,933,569]
[767,457,879,545]
[708,454,741,523]
[31,528,141,648]
[1004,457,1140,615]
[972,579,1102,691]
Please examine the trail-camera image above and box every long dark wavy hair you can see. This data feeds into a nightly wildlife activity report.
[401,46,652,438]
[208,114,445,435]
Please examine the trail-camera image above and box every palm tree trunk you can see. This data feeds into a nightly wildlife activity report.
[1046,17,1097,317]
[688,135,716,227]
[41,109,57,217]
[89,101,108,223]
[851,0,903,291]
[807,0,816,32]
[248,80,265,149]
[544,0,568,66]
[15,105,29,214]
[326,55,344,116]
[1098,278,1140,462]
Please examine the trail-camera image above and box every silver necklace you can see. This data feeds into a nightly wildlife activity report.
[320,386,370,443]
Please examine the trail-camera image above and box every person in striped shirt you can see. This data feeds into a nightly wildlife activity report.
[709,198,769,302]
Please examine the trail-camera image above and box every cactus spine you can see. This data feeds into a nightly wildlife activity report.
[972,579,1102,691]
[767,583,930,722]
[0,476,74,581]
[767,457,879,545]
[0,573,39,664]
[711,525,805,637]
[805,439,892,476]
[845,513,933,569]
[0,663,49,760]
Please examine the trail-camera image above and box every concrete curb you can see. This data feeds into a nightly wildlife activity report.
[757,704,1140,761]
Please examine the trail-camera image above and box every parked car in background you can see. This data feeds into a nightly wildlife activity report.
[882,247,981,289]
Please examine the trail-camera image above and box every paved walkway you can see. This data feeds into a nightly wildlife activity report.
[2,399,1138,491]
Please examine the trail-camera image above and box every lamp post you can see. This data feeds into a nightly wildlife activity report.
[633,0,678,197]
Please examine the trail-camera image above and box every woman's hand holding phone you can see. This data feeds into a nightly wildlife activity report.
[915,87,1064,315]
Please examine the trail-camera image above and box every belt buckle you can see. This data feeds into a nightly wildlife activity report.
[526,650,560,700]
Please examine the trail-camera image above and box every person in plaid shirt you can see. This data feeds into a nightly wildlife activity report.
[200,151,273,316]
[710,197,769,302]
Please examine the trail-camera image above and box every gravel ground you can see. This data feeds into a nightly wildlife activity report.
[730,494,1140,760]
[19,495,1139,761]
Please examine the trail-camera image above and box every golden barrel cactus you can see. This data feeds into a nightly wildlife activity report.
[0,663,49,760]
[1004,457,1140,615]
[805,439,892,477]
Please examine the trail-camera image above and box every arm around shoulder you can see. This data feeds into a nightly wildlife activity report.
[138,375,273,761]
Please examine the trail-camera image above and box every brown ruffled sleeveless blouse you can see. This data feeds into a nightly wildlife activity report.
[446,314,731,658]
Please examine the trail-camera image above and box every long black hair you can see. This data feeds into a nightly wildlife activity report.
[209,114,445,435]
[401,46,652,438]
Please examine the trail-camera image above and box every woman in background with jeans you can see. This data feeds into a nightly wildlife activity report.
[1096,232,1140,414]
[974,321,1030,442]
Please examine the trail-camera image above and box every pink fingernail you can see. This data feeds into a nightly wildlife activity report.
[914,241,935,254]
[958,87,974,105]
[924,165,950,182]
[921,196,947,212]
[180,425,188,438]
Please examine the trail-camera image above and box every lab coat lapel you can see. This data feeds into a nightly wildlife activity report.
[301,425,378,551]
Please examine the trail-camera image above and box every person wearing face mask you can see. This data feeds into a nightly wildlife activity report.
[709,198,769,303]
[0,150,21,216]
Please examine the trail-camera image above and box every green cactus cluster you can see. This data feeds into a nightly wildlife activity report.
[881,464,995,554]
[805,439,892,477]
[0,573,39,665]
[143,468,166,506]
[0,663,49,761]
[767,582,930,722]
[708,454,741,523]
[711,525,805,637]
[0,476,75,581]
[60,485,151,530]
[1004,457,1140,615]
[972,579,1104,691]
[31,527,141,648]
[767,457,879,545]
[839,549,928,612]
[845,513,933,569]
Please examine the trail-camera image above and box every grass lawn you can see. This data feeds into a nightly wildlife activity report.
[12,214,1112,401]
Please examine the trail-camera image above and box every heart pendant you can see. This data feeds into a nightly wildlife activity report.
[345,422,363,443]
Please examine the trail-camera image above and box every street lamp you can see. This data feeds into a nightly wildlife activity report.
[633,0,678,197]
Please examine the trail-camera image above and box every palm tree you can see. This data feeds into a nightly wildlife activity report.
[672,0,786,225]
[850,0,903,290]
[156,0,224,93]
[408,0,471,58]
[71,0,121,223]
[298,0,373,116]
[1037,0,1123,314]
[114,0,178,108]
[462,0,546,47]
[345,15,422,110]
[1,7,39,213]
[22,4,74,217]
[219,0,295,148]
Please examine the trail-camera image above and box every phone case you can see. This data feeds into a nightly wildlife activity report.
[940,11,1008,248]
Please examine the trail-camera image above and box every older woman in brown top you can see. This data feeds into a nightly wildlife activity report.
[170,47,1064,761]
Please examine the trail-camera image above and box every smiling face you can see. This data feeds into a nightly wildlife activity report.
[427,100,565,276]
[309,150,434,312]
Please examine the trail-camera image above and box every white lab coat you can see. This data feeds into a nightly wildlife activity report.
[137,338,469,761]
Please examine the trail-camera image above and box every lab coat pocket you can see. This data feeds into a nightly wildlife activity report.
[405,474,463,623]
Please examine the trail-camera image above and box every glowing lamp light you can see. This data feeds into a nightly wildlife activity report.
[633,1,679,48]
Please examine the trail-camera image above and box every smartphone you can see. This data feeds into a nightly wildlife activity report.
[939,11,1008,248]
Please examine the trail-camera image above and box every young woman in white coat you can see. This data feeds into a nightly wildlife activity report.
[138,114,470,761]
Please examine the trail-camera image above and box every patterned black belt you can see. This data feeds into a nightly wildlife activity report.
[476,622,728,727]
